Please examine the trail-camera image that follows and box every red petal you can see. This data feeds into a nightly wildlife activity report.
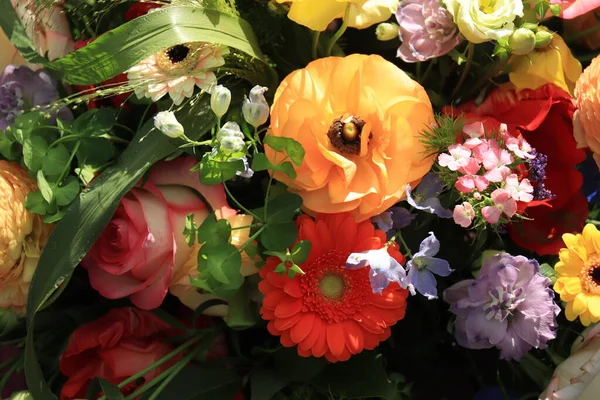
[343,320,364,355]
[273,312,303,331]
[299,316,322,351]
[284,279,303,298]
[290,313,315,343]
[326,323,345,358]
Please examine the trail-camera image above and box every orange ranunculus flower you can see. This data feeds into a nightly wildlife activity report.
[574,54,600,168]
[508,32,582,96]
[266,54,435,221]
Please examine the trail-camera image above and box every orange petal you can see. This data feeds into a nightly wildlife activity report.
[326,323,346,358]
[290,313,315,343]
[274,298,303,318]
[273,312,303,331]
[299,316,323,351]
[280,329,295,347]
[369,291,406,309]
[312,329,328,358]
[284,278,303,298]
[263,289,288,310]
[343,320,364,355]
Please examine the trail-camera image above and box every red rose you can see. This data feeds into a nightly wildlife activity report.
[451,84,587,255]
[125,3,162,21]
[82,157,238,310]
[59,307,180,400]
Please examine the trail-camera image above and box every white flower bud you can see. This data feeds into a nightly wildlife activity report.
[509,28,536,56]
[243,85,269,128]
[153,111,184,138]
[217,121,244,141]
[220,136,245,155]
[375,22,399,41]
[210,84,231,118]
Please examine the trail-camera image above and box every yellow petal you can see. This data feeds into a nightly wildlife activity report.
[555,260,581,277]
[287,0,346,31]
[563,233,588,262]
[587,295,600,319]
[566,301,580,321]
[580,310,593,326]
[583,223,600,255]
[557,276,583,295]
[573,292,589,315]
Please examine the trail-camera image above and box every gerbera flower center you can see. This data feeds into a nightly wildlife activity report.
[581,255,600,295]
[327,115,366,155]
[166,45,190,63]
[156,43,203,74]
[319,273,345,299]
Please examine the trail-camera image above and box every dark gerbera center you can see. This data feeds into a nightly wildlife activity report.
[327,115,367,155]
[166,44,190,63]
[581,255,600,295]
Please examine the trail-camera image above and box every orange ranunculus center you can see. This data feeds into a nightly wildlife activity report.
[300,250,371,323]
[327,114,368,156]
[581,255,600,295]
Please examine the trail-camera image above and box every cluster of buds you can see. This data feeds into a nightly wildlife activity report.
[508,25,554,55]
[437,121,552,229]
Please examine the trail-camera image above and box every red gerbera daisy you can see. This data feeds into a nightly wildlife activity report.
[258,213,409,363]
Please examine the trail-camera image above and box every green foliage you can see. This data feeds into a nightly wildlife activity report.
[540,263,557,284]
[419,114,464,157]
[199,154,245,185]
[86,378,124,400]
[0,0,47,64]
[252,137,305,179]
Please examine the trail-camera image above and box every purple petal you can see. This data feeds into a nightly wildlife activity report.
[465,310,508,346]
[407,267,438,299]
[421,257,453,277]
[416,231,440,257]
[369,270,391,294]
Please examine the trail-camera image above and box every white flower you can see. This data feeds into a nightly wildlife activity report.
[127,42,229,105]
[444,0,523,44]
[210,84,231,118]
[242,85,269,128]
[154,111,184,138]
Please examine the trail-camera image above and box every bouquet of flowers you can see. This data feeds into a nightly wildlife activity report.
[1,0,600,399]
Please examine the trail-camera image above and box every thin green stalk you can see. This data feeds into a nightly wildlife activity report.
[0,358,21,393]
[326,6,350,56]
[565,21,600,44]
[312,31,321,60]
[420,59,436,84]
[451,43,474,99]
[57,141,80,184]
[114,123,135,134]
[231,223,261,231]
[263,153,277,220]
[396,232,413,259]
[224,183,262,222]
[137,103,153,132]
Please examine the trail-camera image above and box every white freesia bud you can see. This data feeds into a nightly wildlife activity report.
[375,22,399,41]
[216,121,244,141]
[153,111,184,138]
[242,85,269,128]
[210,84,231,118]
[220,136,246,155]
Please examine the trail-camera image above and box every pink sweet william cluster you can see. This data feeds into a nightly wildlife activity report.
[437,122,543,228]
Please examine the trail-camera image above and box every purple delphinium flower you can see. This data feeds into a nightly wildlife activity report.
[528,149,555,200]
[405,172,453,218]
[372,206,415,233]
[395,0,462,63]
[345,247,407,294]
[406,232,453,299]
[0,65,70,130]
[443,253,560,361]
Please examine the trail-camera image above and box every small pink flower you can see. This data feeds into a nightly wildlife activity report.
[504,174,534,202]
[455,175,489,193]
[438,144,471,171]
[482,189,518,224]
[506,137,535,159]
[481,141,513,182]
[457,157,480,175]
[481,205,502,224]
[463,121,485,148]
[453,202,475,228]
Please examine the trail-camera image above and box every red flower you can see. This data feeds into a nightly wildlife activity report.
[59,307,180,399]
[125,3,162,21]
[259,213,408,363]
[451,84,587,255]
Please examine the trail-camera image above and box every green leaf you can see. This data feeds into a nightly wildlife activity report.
[76,138,115,167]
[0,133,18,160]
[197,213,232,245]
[277,161,296,179]
[250,153,275,172]
[54,177,81,207]
[265,193,302,223]
[23,136,49,173]
[291,240,311,265]
[72,108,117,137]
[139,364,240,400]
[310,352,395,399]
[540,263,557,284]
[264,136,305,166]
[261,222,298,251]
[24,97,215,400]
[24,192,46,215]
[0,0,47,64]
[183,214,198,247]
[225,285,259,329]
[85,377,125,400]
[42,144,71,177]
[273,347,328,382]
[197,243,242,286]
[36,171,53,203]
[46,6,273,87]
[250,368,287,400]
[200,155,244,185]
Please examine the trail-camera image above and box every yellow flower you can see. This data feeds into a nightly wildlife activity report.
[554,224,600,326]
[509,32,582,95]
[277,0,399,31]
[0,161,54,314]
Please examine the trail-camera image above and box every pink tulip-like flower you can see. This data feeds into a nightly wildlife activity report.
[438,144,471,171]
[551,0,600,19]
[505,136,536,159]
[10,0,74,61]
[453,202,475,228]
[481,189,517,224]
[82,157,239,310]
[504,174,534,202]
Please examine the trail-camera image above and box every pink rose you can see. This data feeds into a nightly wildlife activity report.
[551,0,600,19]
[82,157,238,310]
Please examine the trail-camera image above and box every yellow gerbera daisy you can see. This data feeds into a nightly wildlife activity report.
[554,224,600,326]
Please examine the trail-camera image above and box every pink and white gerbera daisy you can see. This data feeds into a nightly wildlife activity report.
[127,42,228,105]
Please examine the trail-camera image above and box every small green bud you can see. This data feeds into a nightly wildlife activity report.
[549,4,561,16]
[375,22,399,41]
[520,22,539,31]
[509,28,536,55]
[219,136,245,155]
[534,30,554,48]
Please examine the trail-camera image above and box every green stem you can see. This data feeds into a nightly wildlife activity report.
[565,21,600,44]
[451,43,474,99]
[138,103,153,132]
[312,31,321,60]
[231,223,261,231]
[57,141,80,184]
[325,6,350,56]
[420,59,436,84]
[223,183,262,222]
[0,357,21,393]
[396,232,413,259]
[114,123,135,134]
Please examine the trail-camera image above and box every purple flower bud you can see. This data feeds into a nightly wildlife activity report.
[395,0,462,63]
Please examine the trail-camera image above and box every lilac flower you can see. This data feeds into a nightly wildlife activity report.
[395,0,462,63]
[0,65,70,130]
[405,173,452,218]
[443,253,560,361]
[528,149,554,200]
[345,247,407,294]
[406,232,452,299]
[372,207,415,233]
